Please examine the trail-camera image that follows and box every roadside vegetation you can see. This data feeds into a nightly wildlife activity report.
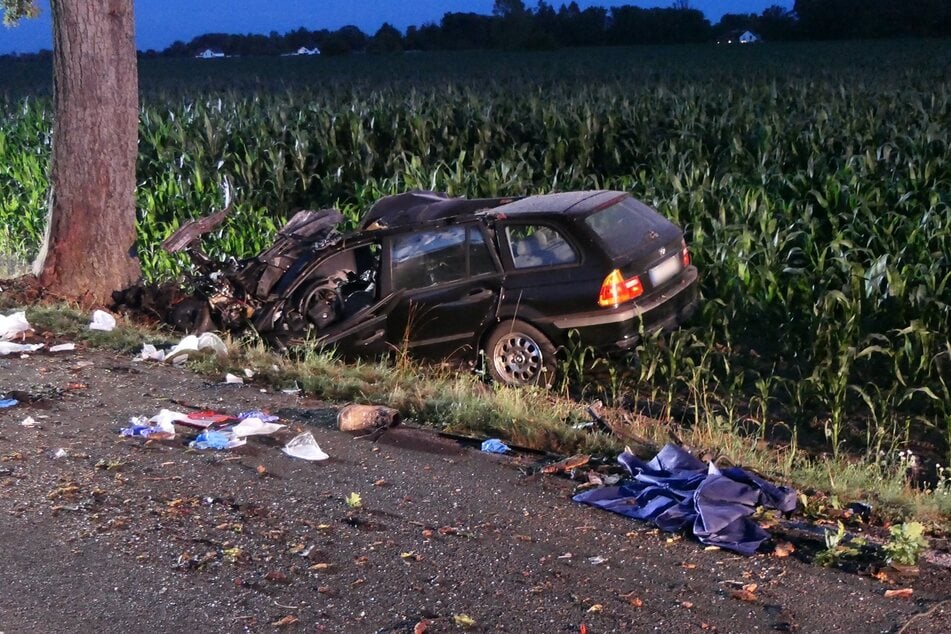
[2,41,949,525]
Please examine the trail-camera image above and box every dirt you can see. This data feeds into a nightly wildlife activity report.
[1,343,950,633]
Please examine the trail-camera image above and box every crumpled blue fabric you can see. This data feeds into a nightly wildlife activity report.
[481,438,511,454]
[573,444,797,555]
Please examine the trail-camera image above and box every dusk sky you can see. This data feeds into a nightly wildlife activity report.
[0,1,792,54]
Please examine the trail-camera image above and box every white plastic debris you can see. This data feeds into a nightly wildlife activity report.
[162,332,229,364]
[49,343,77,352]
[224,373,244,384]
[0,342,44,356]
[21,416,39,428]
[88,309,117,331]
[197,332,228,358]
[0,311,32,340]
[138,344,167,362]
[282,432,329,461]
[243,368,255,379]
[52,448,68,459]
[232,417,285,437]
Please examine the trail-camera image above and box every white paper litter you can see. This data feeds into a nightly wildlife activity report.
[0,311,31,341]
[0,342,44,356]
[232,417,285,437]
[243,368,255,378]
[49,343,77,352]
[224,373,244,384]
[21,416,39,428]
[88,309,117,331]
[282,432,329,461]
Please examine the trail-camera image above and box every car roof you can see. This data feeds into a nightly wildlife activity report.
[358,190,628,231]
[491,190,626,217]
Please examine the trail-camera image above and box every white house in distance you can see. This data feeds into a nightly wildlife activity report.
[716,30,762,45]
[739,30,760,43]
[196,49,225,59]
[283,46,321,56]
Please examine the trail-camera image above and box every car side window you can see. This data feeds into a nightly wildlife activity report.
[468,227,496,277]
[506,224,578,269]
[391,226,467,290]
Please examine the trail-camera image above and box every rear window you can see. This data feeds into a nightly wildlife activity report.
[583,197,672,257]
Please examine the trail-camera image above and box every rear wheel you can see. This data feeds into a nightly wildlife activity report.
[485,319,557,387]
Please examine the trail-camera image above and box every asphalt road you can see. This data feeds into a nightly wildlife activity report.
[0,347,948,633]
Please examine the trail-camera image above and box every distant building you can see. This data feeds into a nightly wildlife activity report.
[282,46,321,56]
[716,30,762,45]
[196,49,225,59]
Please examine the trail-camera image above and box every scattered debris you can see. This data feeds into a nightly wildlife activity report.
[542,454,591,474]
[884,588,914,599]
[0,310,31,340]
[190,430,245,450]
[573,444,797,555]
[20,416,39,428]
[481,438,511,454]
[282,432,329,461]
[337,404,401,439]
[137,332,228,364]
[88,309,117,331]
[231,417,285,437]
[49,343,77,352]
[0,341,44,356]
[120,415,177,439]
[223,373,244,384]
[0,398,18,408]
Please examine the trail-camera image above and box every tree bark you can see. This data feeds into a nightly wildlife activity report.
[32,0,139,306]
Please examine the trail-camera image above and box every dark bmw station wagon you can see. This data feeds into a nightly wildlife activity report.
[245,190,699,386]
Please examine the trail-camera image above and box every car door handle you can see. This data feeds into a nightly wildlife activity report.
[443,288,494,307]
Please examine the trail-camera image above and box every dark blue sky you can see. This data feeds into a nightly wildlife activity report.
[0,1,791,54]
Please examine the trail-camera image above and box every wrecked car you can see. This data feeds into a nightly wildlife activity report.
[158,190,699,386]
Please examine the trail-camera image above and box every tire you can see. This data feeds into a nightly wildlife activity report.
[484,319,557,387]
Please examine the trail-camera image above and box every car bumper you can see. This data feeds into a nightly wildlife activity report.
[545,266,699,349]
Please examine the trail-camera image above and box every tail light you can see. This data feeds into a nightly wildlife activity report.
[681,239,691,267]
[599,269,643,307]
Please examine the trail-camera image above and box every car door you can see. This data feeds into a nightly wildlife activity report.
[382,223,503,358]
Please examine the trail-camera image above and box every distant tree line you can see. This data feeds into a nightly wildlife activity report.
[6,0,949,61]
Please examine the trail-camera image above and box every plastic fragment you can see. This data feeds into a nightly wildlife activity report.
[0,311,31,340]
[282,432,329,461]
[120,415,176,439]
[232,417,285,437]
[49,343,77,352]
[224,373,244,384]
[20,416,39,427]
[0,342,44,356]
[237,410,279,423]
[88,309,117,331]
[0,399,18,408]
[481,438,511,454]
[189,430,245,450]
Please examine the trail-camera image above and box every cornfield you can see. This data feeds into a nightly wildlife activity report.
[1,41,949,466]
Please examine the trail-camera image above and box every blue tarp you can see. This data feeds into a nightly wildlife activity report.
[573,444,797,555]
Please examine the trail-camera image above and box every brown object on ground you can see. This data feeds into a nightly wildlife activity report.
[1,347,949,632]
[338,403,402,439]
[34,0,140,306]
[542,453,591,474]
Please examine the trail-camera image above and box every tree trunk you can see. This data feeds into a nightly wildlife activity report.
[32,0,139,306]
